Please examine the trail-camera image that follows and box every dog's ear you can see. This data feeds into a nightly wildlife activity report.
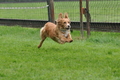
[58,13,63,19]
[64,13,69,18]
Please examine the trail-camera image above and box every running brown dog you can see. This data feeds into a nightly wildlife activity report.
[38,13,73,48]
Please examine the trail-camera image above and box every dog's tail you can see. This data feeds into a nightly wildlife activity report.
[40,27,44,37]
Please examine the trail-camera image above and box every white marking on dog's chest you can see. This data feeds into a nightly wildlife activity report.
[61,30,70,38]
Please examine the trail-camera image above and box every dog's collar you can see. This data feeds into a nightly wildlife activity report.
[60,29,70,33]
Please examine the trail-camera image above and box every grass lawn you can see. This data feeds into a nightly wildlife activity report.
[0,2,48,20]
[0,26,120,80]
[0,1,120,22]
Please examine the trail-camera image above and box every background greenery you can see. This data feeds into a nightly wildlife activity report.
[0,26,120,80]
[0,1,119,22]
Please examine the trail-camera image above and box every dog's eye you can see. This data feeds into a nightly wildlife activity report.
[64,22,66,24]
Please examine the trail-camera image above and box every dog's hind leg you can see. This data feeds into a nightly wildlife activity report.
[38,37,46,48]
[38,27,46,48]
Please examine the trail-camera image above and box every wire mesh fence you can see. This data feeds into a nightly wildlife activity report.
[0,1,48,20]
[90,0,120,23]
[0,0,119,22]
[54,0,120,23]
[54,0,79,21]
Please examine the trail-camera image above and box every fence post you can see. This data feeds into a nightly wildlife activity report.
[86,0,90,38]
[79,0,84,38]
[47,0,55,23]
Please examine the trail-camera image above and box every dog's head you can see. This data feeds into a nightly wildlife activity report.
[56,13,71,30]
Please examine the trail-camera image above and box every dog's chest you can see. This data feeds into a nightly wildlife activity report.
[61,30,69,38]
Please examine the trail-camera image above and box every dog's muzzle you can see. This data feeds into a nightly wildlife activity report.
[66,25,71,30]
[68,25,71,28]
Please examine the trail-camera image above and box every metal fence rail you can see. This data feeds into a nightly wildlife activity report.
[0,18,119,32]
[0,5,49,9]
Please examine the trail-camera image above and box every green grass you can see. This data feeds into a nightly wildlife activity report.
[0,1,120,22]
[0,26,120,80]
[0,2,48,20]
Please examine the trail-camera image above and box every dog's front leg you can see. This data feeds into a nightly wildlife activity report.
[54,37,66,44]
[58,35,71,43]
[60,37,72,43]
[66,34,73,42]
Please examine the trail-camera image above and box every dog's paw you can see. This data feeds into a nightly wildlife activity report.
[65,40,73,43]
[38,45,41,48]
[69,40,73,43]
